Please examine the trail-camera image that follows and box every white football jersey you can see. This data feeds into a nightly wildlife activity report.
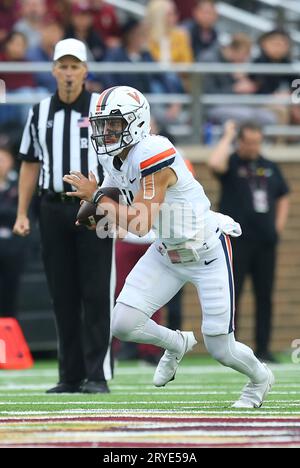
[98,134,218,246]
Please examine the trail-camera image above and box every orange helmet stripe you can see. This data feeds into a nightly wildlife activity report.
[96,86,119,112]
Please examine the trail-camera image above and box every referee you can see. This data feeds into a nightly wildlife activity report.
[13,39,114,394]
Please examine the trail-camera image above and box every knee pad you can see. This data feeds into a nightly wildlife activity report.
[203,333,232,366]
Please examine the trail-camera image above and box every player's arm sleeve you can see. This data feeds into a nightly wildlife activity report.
[137,140,177,180]
[18,106,41,163]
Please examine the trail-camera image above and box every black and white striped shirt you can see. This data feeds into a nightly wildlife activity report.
[19,88,103,193]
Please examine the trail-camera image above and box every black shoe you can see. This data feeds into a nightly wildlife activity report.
[256,351,279,364]
[46,382,82,394]
[80,380,110,394]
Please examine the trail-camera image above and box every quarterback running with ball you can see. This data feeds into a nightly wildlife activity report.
[63,86,274,408]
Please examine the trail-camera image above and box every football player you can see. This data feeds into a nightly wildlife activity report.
[63,86,274,408]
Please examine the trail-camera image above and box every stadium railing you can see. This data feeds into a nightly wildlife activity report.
[1,61,300,142]
[256,0,300,16]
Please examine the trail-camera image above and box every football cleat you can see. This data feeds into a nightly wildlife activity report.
[153,331,197,387]
[232,364,275,409]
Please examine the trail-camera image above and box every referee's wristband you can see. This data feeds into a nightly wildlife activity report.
[92,188,104,205]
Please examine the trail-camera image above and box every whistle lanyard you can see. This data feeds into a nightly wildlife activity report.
[246,162,268,193]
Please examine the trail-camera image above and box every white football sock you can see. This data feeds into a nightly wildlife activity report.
[203,332,267,384]
[112,302,184,354]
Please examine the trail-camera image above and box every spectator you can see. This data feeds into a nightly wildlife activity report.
[184,0,219,61]
[14,0,47,49]
[45,0,70,25]
[90,0,121,48]
[208,121,290,362]
[146,0,190,122]
[102,18,183,124]
[203,33,278,127]
[173,0,197,21]
[27,20,65,93]
[251,29,296,130]
[0,146,27,317]
[65,1,106,62]
[203,33,253,91]
[0,31,39,126]
[14,0,70,23]
[0,0,16,46]
[251,29,295,95]
[102,19,173,94]
[146,0,194,64]
[0,32,35,91]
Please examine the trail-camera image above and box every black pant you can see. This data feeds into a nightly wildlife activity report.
[39,197,114,384]
[0,244,24,317]
[232,238,276,355]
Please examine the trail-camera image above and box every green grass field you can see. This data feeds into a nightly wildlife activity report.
[0,356,300,448]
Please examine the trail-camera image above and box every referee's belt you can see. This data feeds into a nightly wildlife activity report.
[40,190,80,204]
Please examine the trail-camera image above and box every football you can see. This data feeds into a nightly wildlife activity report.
[76,187,124,228]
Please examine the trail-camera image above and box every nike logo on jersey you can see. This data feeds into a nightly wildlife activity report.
[204,258,217,266]
[129,178,137,184]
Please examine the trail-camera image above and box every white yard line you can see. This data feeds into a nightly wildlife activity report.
[0,364,298,379]
[0,413,299,420]
[0,390,300,399]
[0,384,300,392]
[0,400,300,406]
[1,409,300,416]
[0,385,51,390]
[1,393,300,400]
[1,429,298,438]
[2,421,300,428]
[0,390,299,398]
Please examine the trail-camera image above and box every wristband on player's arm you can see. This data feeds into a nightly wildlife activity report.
[92,188,105,205]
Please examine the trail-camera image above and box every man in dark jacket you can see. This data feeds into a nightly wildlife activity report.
[208,121,290,362]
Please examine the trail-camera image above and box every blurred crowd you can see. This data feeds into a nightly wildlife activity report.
[0,0,299,144]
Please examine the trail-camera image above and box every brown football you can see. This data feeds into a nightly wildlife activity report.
[76,187,124,228]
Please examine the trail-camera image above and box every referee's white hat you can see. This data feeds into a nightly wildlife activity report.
[53,38,87,62]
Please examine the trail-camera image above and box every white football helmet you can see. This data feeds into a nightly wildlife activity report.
[90,86,151,157]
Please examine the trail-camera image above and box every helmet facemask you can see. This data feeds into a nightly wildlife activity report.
[90,111,137,157]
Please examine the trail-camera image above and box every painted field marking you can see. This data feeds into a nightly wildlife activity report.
[0,383,300,392]
[1,395,300,406]
[2,409,300,416]
[0,364,298,378]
